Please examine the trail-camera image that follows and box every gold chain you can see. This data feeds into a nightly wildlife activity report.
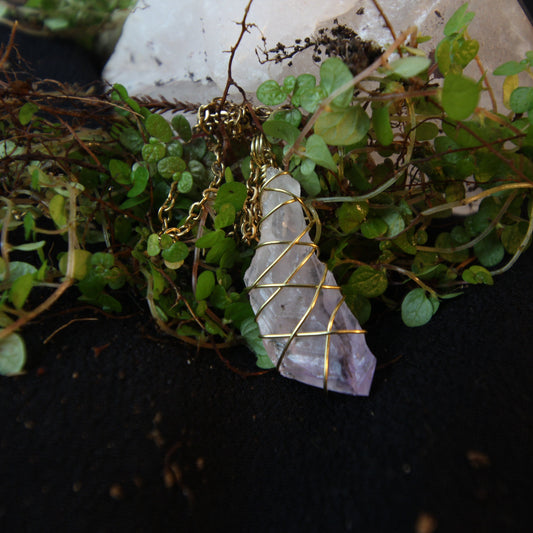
[157,98,272,242]
[240,134,276,245]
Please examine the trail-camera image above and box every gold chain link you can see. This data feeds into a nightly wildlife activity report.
[157,98,272,242]
[240,134,276,245]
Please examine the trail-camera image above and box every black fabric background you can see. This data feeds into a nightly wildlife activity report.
[1,10,532,532]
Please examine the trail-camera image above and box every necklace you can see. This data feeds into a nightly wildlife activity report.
[158,99,376,395]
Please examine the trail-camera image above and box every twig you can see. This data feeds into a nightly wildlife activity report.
[220,0,255,105]
[420,182,533,217]
[43,317,99,344]
[0,184,80,341]
[371,0,397,42]
[0,20,18,70]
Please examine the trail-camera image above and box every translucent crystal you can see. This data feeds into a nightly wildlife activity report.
[244,168,376,395]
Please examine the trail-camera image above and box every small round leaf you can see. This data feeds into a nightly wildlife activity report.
[0,332,26,375]
[401,288,434,327]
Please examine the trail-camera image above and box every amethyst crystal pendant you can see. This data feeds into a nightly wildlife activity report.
[243,168,376,396]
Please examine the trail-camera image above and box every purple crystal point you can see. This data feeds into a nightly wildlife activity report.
[244,168,376,396]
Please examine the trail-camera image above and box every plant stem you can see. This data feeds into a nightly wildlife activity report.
[490,203,533,275]
[420,183,533,218]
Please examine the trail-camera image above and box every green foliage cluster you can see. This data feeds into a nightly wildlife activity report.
[0,0,134,50]
[254,3,533,330]
[1,81,273,374]
[1,3,533,375]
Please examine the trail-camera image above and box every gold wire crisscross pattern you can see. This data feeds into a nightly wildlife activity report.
[246,165,366,392]
[158,99,270,241]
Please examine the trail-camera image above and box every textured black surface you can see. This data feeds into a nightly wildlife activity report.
[1,21,532,533]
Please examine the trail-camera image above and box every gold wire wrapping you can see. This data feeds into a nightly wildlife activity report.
[245,165,367,393]
[156,101,372,393]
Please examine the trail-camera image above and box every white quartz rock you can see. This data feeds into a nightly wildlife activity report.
[243,168,376,395]
[103,0,533,108]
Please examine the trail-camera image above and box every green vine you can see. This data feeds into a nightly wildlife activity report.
[1,2,532,375]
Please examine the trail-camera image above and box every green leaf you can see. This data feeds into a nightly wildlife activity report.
[171,115,192,142]
[503,74,519,110]
[345,265,388,298]
[493,60,529,76]
[300,88,325,114]
[392,231,418,255]
[336,202,369,233]
[0,332,26,376]
[225,301,254,327]
[343,292,371,324]
[145,113,173,143]
[119,128,144,153]
[127,164,149,197]
[195,270,215,300]
[0,261,37,282]
[44,17,69,31]
[19,102,39,125]
[473,231,505,267]
[382,209,405,238]
[300,158,316,175]
[188,160,206,182]
[167,141,184,158]
[162,241,189,262]
[58,249,92,280]
[372,103,393,146]
[441,74,480,120]
[360,217,388,239]
[509,87,533,114]
[11,240,45,252]
[305,134,337,171]
[240,317,274,369]
[141,141,166,163]
[435,232,469,263]
[283,75,296,92]
[214,182,247,211]
[177,171,193,193]
[436,37,452,75]
[319,57,353,108]
[291,73,317,107]
[273,109,302,128]
[452,38,479,69]
[501,222,529,254]
[401,288,434,327]
[120,196,148,210]
[415,121,439,141]
[109,158,132,185]
[256,80,288,105]
[147,233,161,256]
[49,194,67,228]
[388,56,430,78]
[462,265,494,285]
[10,272,34,309]
[195,229,225,248]
[263,119,301,145]
[91,252,114,270]
[23,213,35,240]
[315,106,370,146]
[214,203,236,229]
[293,167,321,197]
[444,3,475,36]
[205,237,237,265]
[157,156,186,179]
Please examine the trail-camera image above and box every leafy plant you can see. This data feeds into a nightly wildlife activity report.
[1,2,532,375]
[0,0,135,51]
